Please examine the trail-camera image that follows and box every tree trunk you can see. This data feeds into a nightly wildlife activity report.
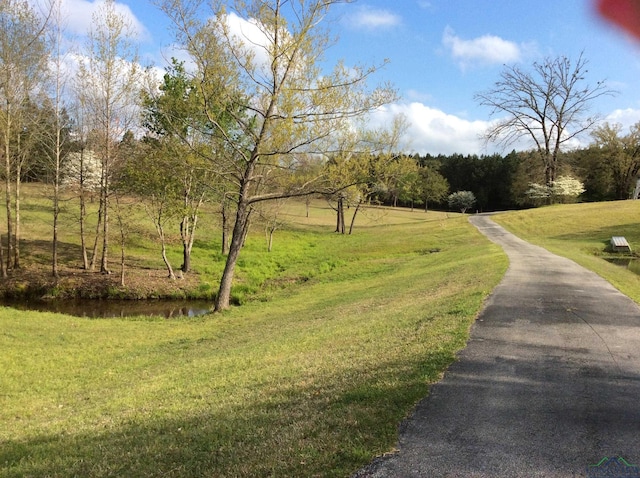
[80,188,89,269]
[215,200,250,312]
[89,193,103,271]
[335,195,345,234]
[13,165,20,269]
[267,225,275,252]
[221,197,230,255]
[180,196,202,273]
[52,174,59,278]
[115,194,126,286]
[100,184,110,274]
[5,135,13,271]
[348,200,361,235]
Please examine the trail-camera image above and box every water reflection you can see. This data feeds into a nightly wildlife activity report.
[605,257,640,276]
[1,299,213,318]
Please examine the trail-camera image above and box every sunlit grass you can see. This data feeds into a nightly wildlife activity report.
[493,200,640,303]
[0,200,507,477]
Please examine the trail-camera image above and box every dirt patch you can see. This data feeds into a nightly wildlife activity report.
[0,264,207,300]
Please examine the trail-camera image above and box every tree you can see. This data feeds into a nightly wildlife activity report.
[417,164,448,212]
[526,175,585,204]
[475,53,614,186]
[43,0,73,278]
[76,0,142,274]
[590,122,640,199]
[140,60,211,274]
[159,0,398,311]
[0,0,49,273]
[448,190,476,214]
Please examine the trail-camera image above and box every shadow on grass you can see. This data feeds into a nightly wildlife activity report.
[0,349,455,478]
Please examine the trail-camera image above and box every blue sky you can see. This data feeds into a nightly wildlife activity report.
[53,0,640,155]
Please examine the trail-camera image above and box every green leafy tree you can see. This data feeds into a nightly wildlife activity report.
[590,122,640,199]
[417,163,449,212]
[159,0,398,311]
[141,60,214,273]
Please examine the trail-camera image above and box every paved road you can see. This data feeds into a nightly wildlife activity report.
[354,214,640,477]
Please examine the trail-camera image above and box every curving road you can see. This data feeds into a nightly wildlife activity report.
[354,214,640,477]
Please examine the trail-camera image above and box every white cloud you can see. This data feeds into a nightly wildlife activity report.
[225,11,272,68]
[38,0,150,41]
[370,102,492,155]
[442,27,524,69]
[347,6,401,30]
[604,108,640,130]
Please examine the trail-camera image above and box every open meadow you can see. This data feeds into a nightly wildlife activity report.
[1,190,508,477]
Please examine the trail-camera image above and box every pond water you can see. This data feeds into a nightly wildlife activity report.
[605,257,640,276]
[1,298,213,318]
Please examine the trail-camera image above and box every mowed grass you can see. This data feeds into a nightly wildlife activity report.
[0,203,508,477]
[493,200,640,303]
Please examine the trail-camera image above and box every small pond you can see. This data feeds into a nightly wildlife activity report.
[605,257,640,276]
[1,298,213,318]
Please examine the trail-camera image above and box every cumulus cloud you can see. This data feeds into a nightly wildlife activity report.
[347,6,402,30]
[442,27,525,69]
[32,0,150,41]
[370,102,493,155]
[604,108,640,130]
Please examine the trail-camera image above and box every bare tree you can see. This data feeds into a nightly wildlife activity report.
[76,0,142,274]
[475,53,614,185]
[0,0,49,273]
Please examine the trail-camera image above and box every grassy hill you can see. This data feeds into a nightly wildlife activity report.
[4,193,639,477]
[1,192,507,477]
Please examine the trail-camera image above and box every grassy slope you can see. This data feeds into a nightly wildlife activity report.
[1,204,507,477]
[493,200,640,303]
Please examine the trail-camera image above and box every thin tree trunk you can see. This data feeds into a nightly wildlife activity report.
[180,194,203,273]
[268,228,274,252]
[52,169,59,278]
[14,165,20,269]
[221,196,230,255]
[89,194,103,271]
[158,225,175,280]
[0,207,6,278]
[79,149,89,269]
[79,187,89,269]
[5,135,13,271]
[116,194,126,286]
[348,200,361,235]
[100,184,110,274]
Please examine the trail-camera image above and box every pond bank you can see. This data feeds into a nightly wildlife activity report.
[0,264,211,302]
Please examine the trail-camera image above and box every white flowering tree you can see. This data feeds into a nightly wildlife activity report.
[448,190,476,213]
[526,175,585,204]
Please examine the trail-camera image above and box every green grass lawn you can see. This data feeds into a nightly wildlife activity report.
[0,203,508,477]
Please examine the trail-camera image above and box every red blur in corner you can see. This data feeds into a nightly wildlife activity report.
[597,0,640,40]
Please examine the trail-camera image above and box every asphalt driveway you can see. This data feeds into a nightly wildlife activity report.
[354,214,640,477]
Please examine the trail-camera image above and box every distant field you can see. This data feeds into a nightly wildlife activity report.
[0,199,508,477]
